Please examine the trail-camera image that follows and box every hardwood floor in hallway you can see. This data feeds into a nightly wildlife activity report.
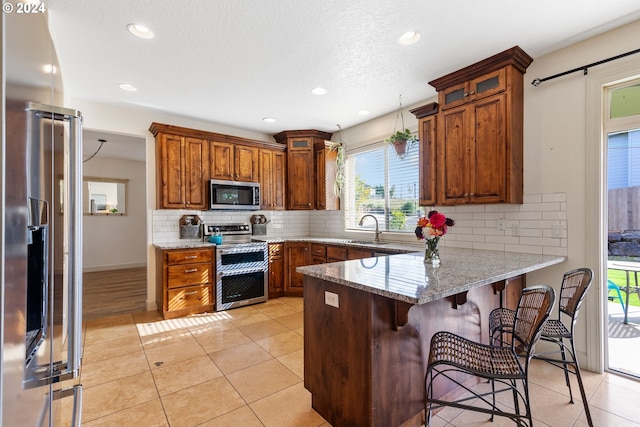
[83,267,147,321]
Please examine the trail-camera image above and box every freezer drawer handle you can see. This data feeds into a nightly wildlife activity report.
[52,384,83,427]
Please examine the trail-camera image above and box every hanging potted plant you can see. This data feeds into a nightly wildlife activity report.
[385,128,417,158]
[385,94,417,159]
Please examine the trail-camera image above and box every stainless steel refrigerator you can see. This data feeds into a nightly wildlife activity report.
[2,100,84,426]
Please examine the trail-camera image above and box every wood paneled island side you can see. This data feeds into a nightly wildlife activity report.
[297,249,565,427]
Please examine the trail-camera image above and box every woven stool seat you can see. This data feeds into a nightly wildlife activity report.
[489,268,594,427]
[425,285,555,427]
[541,318,570,338]
[429,331,524,378]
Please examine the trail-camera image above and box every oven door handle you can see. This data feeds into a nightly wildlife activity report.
[216,267,268,278]
[215,244,267,257]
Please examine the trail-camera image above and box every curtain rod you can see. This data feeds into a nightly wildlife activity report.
[531,47,640,86]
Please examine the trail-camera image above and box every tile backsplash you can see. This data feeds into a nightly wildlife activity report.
[152,192,567,256]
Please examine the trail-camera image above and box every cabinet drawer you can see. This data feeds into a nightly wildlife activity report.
[326,246,347,261]
[269,243,284,257]
[348,248,374,260]
[167,263,213,288]
[311,244,326,257]
[167,249,212,265]
[167,285,212,312]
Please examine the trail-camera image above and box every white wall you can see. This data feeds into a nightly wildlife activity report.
[526,20,640,371]
[82,156,147,271]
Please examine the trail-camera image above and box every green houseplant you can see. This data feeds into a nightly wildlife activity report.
[385,128,417,159]
[386,95,418,159]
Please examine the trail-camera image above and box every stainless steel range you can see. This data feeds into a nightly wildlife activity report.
[203,223,268,310]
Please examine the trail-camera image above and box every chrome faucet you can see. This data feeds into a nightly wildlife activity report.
[358,214,381,242]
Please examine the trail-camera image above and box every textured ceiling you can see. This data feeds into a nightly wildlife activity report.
[45,0,640,137]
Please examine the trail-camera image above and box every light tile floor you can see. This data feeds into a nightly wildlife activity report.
[75,297,640,427]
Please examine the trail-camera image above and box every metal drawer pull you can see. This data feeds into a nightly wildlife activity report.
[184,255,198,259]
[184,268,198,273]
[184,290,198,296]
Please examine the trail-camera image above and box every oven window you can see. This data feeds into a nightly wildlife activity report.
[220,251,265,266]
[221,271,265,304]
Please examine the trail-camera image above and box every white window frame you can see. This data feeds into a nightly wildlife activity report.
[343,139,423,234]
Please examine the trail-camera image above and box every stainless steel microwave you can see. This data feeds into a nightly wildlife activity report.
[209,179,260,210]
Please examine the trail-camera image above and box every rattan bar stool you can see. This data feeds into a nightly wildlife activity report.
[424,285,555,427]
[489,268,594,427]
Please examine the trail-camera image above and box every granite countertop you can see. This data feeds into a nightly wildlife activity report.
[154,237,420,252]
[154,241,218,250]
[251,236,419,253]
[297,248,566,305]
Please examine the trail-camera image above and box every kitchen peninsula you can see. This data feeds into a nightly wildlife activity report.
[298,248,565,427]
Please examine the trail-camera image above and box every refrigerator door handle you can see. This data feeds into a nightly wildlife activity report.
[64,110,83,375]
[27,103,84,380]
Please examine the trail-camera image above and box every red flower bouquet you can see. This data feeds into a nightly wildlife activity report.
[415,210,455,266]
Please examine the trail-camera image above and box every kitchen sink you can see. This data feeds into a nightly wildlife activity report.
[347,240,389,245]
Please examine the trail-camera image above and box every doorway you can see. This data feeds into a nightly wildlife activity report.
[605,80,640,377]
[82,129,147,320]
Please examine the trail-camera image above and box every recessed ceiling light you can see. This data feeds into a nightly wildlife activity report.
[127,23,154,39]
[358,110,371,116]
[118,83,138,92]
[43,64,57,74]
[312,87,327,95]
[398,31,421,45]
[263,117,276,123]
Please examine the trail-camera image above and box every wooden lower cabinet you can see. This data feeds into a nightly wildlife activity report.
[347,247,375,260]
[268,243,285,298]
[311,243,326,264]
[269,242,405,299]
[156,247,214,319]
[283,243,375,297]
[325,246,346,262]
[284,242,311,296]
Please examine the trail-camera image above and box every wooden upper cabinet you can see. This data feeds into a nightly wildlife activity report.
[315,141,340,210]
[439,68,506,110]
[411,103,438,206]
[235,145,259,181]
[210,141,259,182]
[274,130,333,210]
[184,137,209,208]
[210,140,234,180]
[427,46,532,205]
[157,133,183,209]
[151,122,284,210]
[259,148,286,210]
[154,132,209,209]
[287,148,314,209]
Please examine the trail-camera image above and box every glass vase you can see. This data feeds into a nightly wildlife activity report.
[424,237,440,267]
